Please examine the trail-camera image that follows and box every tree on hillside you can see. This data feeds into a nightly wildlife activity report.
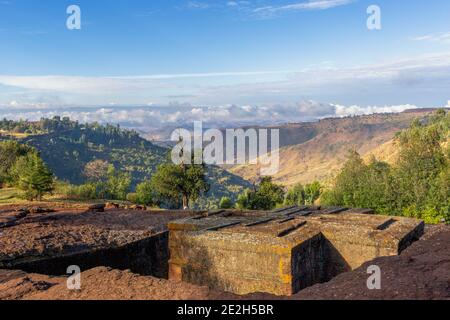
[13,153,54,201]
[135,180,154,206]
[151,163,210,209]
[0,141,34,187]
[321,110,450,224]
[395,118,446,208]
[364,158,395,212]
[106,165,132,201]
[304,181,322,205]
[236,177,285,210]
[394,112,449,222]
[284,183,305,206]
[322,150,368,207]
[284,181,325,207]
[321,152,394,212]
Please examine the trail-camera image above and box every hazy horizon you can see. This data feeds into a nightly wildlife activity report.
[1,0,450,123]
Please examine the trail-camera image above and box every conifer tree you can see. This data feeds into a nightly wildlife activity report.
[14,153,54,201]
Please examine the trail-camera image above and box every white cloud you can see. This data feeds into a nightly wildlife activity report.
[0,101,429,134]
[0,75,170,94]
[333,104,418,117]
[197,52,450,103]
[175,0,356,19]
[411,31,450,44]
[2,100,54,109]
[1,52,450,107]
[0,71,284,95]
[254,0,355,17]
[186,1,210,9]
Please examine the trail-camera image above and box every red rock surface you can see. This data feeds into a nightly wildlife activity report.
[1,203,449,300]
[290,225,450,300]
[0,267,240,300]
[0,203,195,266]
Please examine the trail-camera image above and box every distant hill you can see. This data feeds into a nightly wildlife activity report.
[2,110,442,203]
[230,110,438,187]
[0,117,251,207]
[0,117,168,185]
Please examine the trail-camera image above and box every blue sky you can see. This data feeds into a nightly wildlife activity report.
[0,0,450,125]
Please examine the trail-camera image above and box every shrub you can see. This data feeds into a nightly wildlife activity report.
[60,183,98,200]
[219,196,233,209]
[135,180,154,206]
[77,183,98,199]
[304,181,322,205]
[236,177,285,210]
[126,193,138,204]
[284,183,305,206]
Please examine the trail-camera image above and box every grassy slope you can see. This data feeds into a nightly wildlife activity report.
[0,188,23,204]
[0,187,139,207]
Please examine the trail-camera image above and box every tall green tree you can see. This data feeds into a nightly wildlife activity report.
[395,117,447,217]
[13,153,54,201]
[0,140,33,187]
[151,163,209,209]
[106,165,132,200]
[304,181,322,205]
[322,152,396,213]
[135,180,154,206]
[324,150,368,207]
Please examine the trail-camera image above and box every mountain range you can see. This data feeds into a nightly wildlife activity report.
[230,109,442,187]
[1,108,444,206]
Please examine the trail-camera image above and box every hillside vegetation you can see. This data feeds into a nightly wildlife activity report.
[0,117,168,185]
[0,117,251,208]
[231,110,438,187]
[322,110,449,224]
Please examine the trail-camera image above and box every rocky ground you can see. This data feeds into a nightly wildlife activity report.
[0,203,195,267]
[0,204,449,300]
[0,267,240,300]
[290,225,450,300]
